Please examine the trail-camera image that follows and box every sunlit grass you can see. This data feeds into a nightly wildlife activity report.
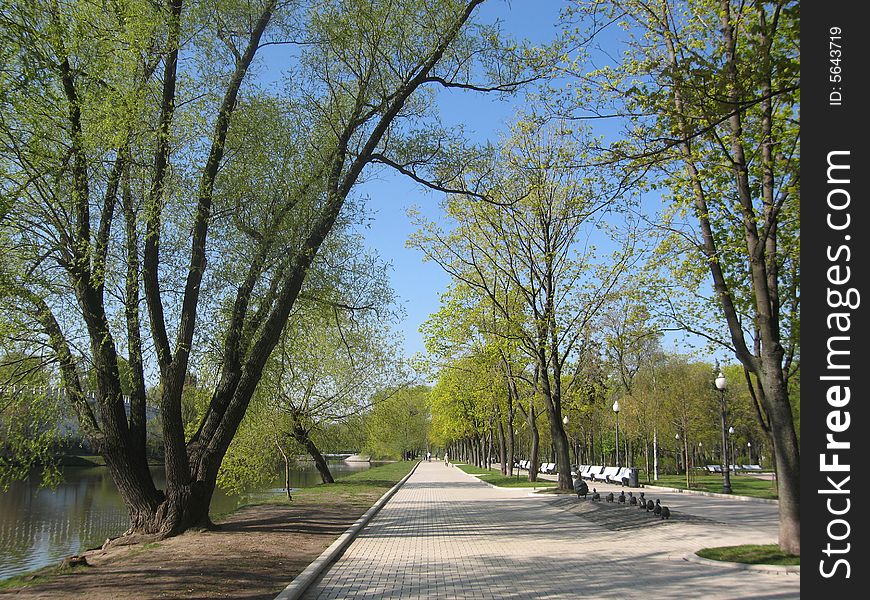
[650,473,778,499]
[456,464,557,488]
[0,561,93,590]
[697,544,799,566]
[234,460,418,512]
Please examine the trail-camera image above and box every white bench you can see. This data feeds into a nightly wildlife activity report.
[585,465,605,480]
[597,466,619,482]
[608,467,632,485]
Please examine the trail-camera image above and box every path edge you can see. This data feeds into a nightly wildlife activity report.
[273,460,422,600]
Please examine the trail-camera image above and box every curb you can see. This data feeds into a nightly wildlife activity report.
[682,552,800,575]
[640,484,778,504]
[273,461,421,600]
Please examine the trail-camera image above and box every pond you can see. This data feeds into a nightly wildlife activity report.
[0,460,374,581]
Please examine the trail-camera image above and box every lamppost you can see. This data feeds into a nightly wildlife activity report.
[728,426,735,471]
[747,441,752,464]
[715,371,732,494]
[675,432,680,473]
[612,400,620,466]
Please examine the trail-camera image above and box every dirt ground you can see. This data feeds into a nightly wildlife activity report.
[0,501,365,600]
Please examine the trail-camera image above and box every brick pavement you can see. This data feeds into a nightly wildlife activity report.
[299,461,799,599]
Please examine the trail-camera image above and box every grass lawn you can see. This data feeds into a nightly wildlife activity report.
[0,565,71,590]
[648,473,778,500]
[697,544,799,566]
[241,460,418,512]
[456,464,557,488]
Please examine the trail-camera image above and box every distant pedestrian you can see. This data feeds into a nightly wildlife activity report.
[427,451,431,462]
[444,452,449,467]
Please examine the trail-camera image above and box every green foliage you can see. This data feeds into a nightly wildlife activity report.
[216,393,295,496]
[364,386,430,459]
[0,354,64,489]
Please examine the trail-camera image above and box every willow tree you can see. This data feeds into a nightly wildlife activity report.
[216,227,403,490]
[0,0,539,539]
[565,0,800,553]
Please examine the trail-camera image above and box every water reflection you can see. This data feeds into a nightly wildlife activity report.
[0,461,372,580]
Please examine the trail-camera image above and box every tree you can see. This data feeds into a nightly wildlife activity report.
[412,118,637,490]
[0,0,538,539]
[420,281,524,475]
[265,249,404,484]
[565,0,800,553]
[364,385,430,460]
[215,229,403,490]
[599,295,666,478]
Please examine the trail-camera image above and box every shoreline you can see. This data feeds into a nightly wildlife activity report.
[0,461,415,598]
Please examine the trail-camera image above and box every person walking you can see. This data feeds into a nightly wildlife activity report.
[444,452,449,467]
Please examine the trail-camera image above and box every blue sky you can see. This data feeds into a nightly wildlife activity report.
[258,1,712,363]
[353,2,568,359]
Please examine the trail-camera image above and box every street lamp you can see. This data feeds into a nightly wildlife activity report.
[675,432,680,473]
[728,426,735,472]
[612,400,620,466]
[715,371,732,494]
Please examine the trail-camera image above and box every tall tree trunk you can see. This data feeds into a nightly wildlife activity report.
[539,375,572,490]
[507,411,515,476]
[527,404,540,482]
[762,369,800,554]
[497,419,506,474]
[643,438,649,482]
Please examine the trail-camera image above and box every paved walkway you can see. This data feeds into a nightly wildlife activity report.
[300,462,799,599]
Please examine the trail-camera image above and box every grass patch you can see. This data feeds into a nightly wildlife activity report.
[697,544,799,566]
[0,563,86,590]
[649,474,778,500]
[235,460,417,513]
[456,464,557,488]
[455,464,494,475]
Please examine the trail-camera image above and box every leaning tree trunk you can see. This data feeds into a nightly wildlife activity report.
[292,422,334,484]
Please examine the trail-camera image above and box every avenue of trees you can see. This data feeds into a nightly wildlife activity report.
[1,0,800,555]
[418,0,800,554]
